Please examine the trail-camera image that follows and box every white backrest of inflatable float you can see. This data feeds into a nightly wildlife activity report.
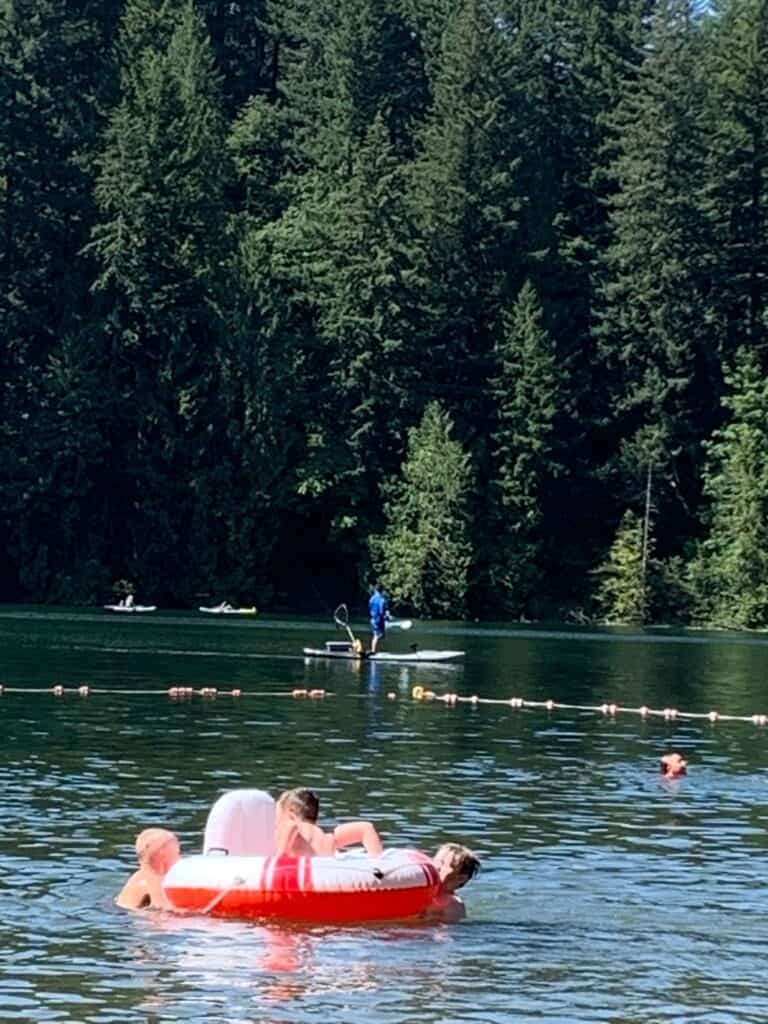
[203,788,277,856]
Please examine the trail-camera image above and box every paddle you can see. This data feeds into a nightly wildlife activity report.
[387,617,413,631]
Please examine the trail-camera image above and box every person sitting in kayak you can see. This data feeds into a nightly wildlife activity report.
[115,827,181,910]
[275,788,384,857]
[368,583,389,654]
[425,842,480,922]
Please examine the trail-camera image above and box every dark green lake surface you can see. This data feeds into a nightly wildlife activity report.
[2,608,768,1023]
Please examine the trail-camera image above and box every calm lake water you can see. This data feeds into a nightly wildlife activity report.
[2,607,768,1023]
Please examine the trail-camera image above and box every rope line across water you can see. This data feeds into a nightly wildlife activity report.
[407,686,768,726]
[0,685,331,699]
[1,682,765,726]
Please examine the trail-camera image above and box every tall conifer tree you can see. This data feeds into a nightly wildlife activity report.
[409,0,521,437]
[703,0,768,357]
[371,402,473,616]
[236,0,432,581]
[690,348,768,628]
[0,0,120,598]
[595,509,651,623]
[88,0,231,599]
[486,281,561,615]
[596,0,712,565]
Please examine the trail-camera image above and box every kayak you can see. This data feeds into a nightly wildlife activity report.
[199,606,258,615]
[104,604,157,613]
[303,641,464,664]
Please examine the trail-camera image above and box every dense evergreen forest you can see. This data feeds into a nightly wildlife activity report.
[2,0,767,625]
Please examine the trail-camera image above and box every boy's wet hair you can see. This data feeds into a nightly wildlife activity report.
[436,842,481,885]
[277,787,320,823]
[135,827,177,866]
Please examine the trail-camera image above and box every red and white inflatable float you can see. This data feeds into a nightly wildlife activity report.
[163,849,439,922]
[163,788,439,923]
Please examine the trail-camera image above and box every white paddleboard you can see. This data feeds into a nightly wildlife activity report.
[303,646,464,664]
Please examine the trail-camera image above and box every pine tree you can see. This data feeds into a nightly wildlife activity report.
[702,0,768,357]
[371,403,473,616]
[486,280,561,615]
[290,118,429,540]
[409,0,522,435]
[198,0,274,116]
[274,0,428,171]
[690,348,768,628]
[88,0,232,599]
[595,510,650,624]
[232,0,433,582]
[0,0,121,599]
[596,0,714,561]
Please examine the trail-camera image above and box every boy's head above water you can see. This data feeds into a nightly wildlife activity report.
[277,788,320,823]
[434,842,480,893]
[135,828,180,874]
[660,752,687,778]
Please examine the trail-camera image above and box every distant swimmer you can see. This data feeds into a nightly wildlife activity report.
[660,752,687,779]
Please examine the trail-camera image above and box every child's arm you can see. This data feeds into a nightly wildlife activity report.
[115,870,151,910]
[424,892,466,923]
[299,821,335,855]
[332,821,384,856]
[116,868,174,910]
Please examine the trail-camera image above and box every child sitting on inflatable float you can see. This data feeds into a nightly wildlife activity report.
[115,789,479,923]
[275,787,384,857]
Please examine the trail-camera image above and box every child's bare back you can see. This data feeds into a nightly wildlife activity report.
[275,788,383,857]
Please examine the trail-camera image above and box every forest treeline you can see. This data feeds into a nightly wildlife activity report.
[2,0,768,625]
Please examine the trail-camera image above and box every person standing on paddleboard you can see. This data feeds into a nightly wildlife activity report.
[368,582,389,654]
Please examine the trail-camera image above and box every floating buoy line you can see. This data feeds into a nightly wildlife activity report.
[1,682,766,727]
[0,684,330,700]
[406,686,768,726]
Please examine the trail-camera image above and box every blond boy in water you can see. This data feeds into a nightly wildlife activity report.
[115,828,181,910]
[275,788,384,857]
[425,842,480,922]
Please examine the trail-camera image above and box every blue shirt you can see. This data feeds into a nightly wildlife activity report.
[369,590,387,628]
